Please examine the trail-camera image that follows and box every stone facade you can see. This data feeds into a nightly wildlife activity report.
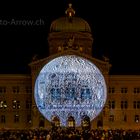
[0,4,140,130]
[1,74,140,129]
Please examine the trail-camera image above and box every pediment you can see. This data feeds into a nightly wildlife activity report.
[29,50,111,77]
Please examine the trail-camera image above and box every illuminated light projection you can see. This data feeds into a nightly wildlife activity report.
[34,55,107,126]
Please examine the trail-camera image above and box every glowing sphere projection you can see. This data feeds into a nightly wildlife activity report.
[34,55,107,126]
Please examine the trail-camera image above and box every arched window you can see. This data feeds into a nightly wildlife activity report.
[67,116,75,128]
[51,116,60,127]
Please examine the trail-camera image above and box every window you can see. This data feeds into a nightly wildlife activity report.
[26,100,32,109]
[121,101,123,109]
[134,88,140,94]
[27,114,31,123]
[0,87,6,94]
[0,101,7,109]
[1,115,6,123]
[26,86,32,94]
[12,100,20,109]
[135,115,139,123]
[66,88,76,100]
[123,114,127,122]
[50,88,61,102]
[108,101,115,109]
[14,114,19,123]
[112,101,115,109]
[12,86,19,93]
[121,101,128,109]
[133,101,140,109]
[121,88,128,93]
[81,88,91,101]
[124,101,128,109]
[134,101,136,109]
[109,87,115,93]
[137,101,140,109]
[109,115,114,122]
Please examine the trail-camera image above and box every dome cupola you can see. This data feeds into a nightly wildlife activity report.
[50,4,91,33]
[48,3,93,56]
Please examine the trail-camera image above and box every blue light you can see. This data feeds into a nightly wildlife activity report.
[34,55,107,126]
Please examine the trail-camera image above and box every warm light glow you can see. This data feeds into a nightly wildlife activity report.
[69,12,72,17]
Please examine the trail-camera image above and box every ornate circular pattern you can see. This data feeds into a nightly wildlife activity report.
[34,55,107,126]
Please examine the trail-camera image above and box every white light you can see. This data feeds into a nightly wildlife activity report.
[4,105,7,108]
[34,55,107,126]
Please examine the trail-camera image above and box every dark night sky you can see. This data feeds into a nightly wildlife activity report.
[0,0,140,74]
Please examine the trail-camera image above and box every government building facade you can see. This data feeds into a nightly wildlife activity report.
[0,4,140,130]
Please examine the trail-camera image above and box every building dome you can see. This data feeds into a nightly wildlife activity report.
[48,3,93,56]
[50,17,91,32]
[50,3,91,32]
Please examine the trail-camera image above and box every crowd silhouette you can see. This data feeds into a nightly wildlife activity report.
[0,127,140,140]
